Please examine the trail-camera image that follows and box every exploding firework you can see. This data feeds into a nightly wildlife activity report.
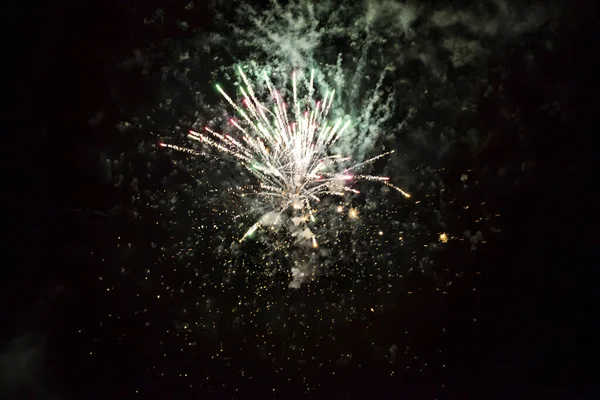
[160,67,410,250]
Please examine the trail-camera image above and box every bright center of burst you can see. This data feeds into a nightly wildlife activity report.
[292,200,303,210]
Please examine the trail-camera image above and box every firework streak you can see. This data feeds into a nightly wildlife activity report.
[160,67,410,244]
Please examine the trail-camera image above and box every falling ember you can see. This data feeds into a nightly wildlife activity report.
[160,67,409,241]
[241,223,259,242]
[439,233,449,243]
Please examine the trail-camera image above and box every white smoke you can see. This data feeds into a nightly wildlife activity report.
[118,0,554,287]
[0,333,54,399]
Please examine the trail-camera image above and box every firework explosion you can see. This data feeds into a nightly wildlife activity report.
[89,0,555,395]
[160,67,410,256]
[108,0,546,299]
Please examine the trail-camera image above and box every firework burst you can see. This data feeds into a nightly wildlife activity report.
[160,66,410,247]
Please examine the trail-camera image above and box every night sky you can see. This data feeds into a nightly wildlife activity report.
[3,0,596,399]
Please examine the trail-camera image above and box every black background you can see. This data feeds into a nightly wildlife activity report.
[3,0,596,398]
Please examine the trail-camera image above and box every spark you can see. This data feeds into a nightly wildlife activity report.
[439,233,449,243]
[161,67,409,240]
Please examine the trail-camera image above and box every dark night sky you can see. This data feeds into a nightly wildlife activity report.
[2,0,597,399]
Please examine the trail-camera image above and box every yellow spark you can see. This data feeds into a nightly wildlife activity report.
[439,233,448,243]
